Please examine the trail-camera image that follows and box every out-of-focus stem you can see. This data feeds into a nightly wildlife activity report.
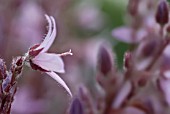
[103,93,115,114]
[160,26,164,37]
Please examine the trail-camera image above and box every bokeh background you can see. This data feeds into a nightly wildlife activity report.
[0,0,128,114]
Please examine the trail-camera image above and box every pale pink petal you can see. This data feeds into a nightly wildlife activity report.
[36,15,56,53]
[36,15,52,50]
[113,81,132,108]
[112,26,146,43]
[41,16,56,52]
[32,53,65,73]
[46,72,72,97]
[39,16,56,53]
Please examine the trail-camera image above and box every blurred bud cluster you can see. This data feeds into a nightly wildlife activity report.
[69,0,170,114]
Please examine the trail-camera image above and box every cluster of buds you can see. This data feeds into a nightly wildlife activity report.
[0,57,23,113]
[69,0,170,114]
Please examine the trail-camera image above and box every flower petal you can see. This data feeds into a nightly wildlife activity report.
[41,16,56,52]
[36,15,56,52]
[112,26,146,43]
[113,81,132,108]
[46,72,72,97]
[32,53,65,73]
[29,60,49,72]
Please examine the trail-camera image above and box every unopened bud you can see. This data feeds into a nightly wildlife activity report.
[155,0,169,26]
[0,59,7,80]
[123,51,132,70]
[138,37,162,58]
[69,98,84,114]
[142,40,157,57]
[11,57,24,75]
[98,46,112,75]
[2,76,11,92]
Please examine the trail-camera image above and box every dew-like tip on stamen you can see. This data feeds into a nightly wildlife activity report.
[59,49,73,56]
[68,49,73,55]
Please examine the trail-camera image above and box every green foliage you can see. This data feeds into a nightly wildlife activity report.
[101,0,127,28]
[114,42,130,69]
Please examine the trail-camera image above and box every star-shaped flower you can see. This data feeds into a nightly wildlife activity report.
[24,15,72,96]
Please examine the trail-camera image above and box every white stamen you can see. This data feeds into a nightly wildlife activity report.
[59,49,73,56]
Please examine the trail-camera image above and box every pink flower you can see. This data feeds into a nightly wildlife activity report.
[24,15,72,96]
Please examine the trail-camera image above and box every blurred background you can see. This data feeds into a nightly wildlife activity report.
[0,0,128,114]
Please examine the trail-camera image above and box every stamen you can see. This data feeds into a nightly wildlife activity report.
[59,49,73,56]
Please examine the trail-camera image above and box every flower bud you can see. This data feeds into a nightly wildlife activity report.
[155,0,169,26]
[0,59,7,80]
[2,76,11,92]
[97,46,112,75]
[137,37,162,58]
[69,98,84,114]
[123,51,132,70]
[11,57,24,75]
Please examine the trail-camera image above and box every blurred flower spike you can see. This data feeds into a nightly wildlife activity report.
[24,15,73,96]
